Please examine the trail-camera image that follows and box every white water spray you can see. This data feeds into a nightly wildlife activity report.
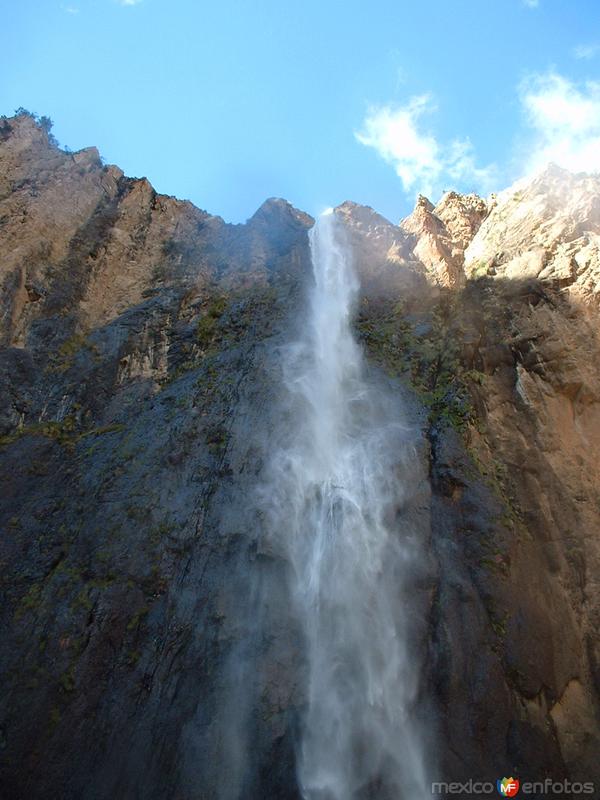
[261,210,430,799]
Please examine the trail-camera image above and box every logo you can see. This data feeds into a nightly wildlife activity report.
[497,777,520,797]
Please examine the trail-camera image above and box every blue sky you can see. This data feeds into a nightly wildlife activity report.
[2,0,600,222]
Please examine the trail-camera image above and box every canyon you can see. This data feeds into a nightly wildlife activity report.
[1,111,600,799]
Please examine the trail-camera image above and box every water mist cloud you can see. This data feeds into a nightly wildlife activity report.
[519,72,600,175]
[355,95,497,200]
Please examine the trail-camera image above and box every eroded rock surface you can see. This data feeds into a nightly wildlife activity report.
[465,164,600,303]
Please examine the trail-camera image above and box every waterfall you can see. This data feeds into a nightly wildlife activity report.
[260,209,430,799]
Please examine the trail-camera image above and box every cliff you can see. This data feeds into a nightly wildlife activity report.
[1,112,599,798]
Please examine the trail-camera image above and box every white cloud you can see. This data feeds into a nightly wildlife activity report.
[519,72,600,174]
[573,43,599,60]
[523,0,539,7]
[117,0,143,5]
[355,95,496,200]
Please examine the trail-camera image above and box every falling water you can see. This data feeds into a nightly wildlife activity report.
[261,210,430,799]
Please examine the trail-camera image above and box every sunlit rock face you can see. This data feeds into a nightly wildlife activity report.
[1,112,600,799]
[333,200,428,298]
[398,191,488,288]
[465,164,600,303]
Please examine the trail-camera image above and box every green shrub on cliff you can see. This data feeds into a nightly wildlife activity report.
[196,295,228,348]
[357,299,476,432]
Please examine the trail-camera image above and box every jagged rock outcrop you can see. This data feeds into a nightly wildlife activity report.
[465,164,600,303]
[399,191,488,288]
[1,112,600,799]
[334,200,427,297]
[0,114,311,351]
[333,191,489,297]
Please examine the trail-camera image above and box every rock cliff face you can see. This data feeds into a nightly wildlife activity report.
[1,112,600,798]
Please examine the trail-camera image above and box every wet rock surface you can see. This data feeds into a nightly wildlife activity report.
[1,113,600,798]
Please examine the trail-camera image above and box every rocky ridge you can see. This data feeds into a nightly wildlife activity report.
[465,164,600,304]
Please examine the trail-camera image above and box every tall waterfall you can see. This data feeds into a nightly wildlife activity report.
[261,210,430,799]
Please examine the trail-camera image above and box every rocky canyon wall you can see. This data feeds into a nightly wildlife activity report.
[1,113,600,798]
